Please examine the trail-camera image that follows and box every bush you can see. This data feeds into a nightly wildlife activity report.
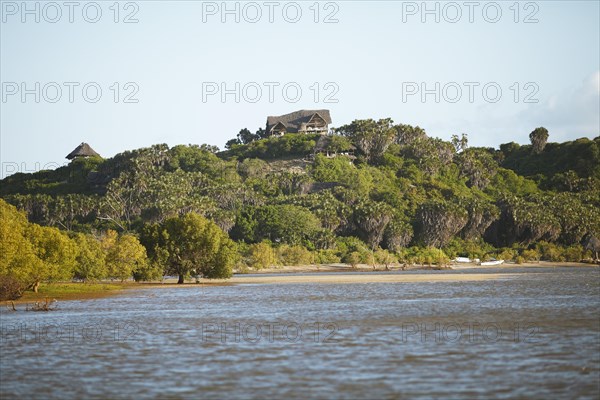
[402,247,449,266]
[313,249,341,264]
[536,241,564,262]
[402,247,423,265]
[521,249,540,262]
[515,256,525,264]
[337,236,371,264]
[444,238,495,261]
[225,133,320,160]
[374,249,398,269]
[344,252,362,268]
[397,248,418,265]
[232,204,321,246]
[248,242,277,270]
[421,247,450,266]
[497,248,517,262]
[277,245,313,266]
[562,245,585,262]
[0,275,24,300]
[132,262,163,282]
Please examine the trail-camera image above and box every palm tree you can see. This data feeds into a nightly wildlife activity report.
[529,127,549,154]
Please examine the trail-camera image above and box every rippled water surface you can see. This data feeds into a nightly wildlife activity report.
[1,267,599,399]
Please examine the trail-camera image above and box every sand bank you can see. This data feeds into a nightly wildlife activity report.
[209,272,517,285]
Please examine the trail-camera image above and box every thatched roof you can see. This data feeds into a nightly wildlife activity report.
[66,142,100,159]
[266,110,331,134]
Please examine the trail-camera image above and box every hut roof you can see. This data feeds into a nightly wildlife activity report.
[66,142,101,159]
[266,110,332,133]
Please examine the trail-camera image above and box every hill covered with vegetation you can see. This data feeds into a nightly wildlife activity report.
[1,120,599,298]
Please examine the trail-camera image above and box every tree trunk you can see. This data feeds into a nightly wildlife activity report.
[32,281,40,293]
[177,274,184,284]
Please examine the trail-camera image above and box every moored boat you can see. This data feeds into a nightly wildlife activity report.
[480,260,504,266]
[453,257,472,263]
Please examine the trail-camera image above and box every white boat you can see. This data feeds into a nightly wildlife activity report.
[453,257,472,263]
[480,260,504,266]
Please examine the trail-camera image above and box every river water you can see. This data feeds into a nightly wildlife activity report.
[1,267,599,399]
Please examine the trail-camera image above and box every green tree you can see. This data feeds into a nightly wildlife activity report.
[225,138,242,149]
[199,144,219,153]
[374,248,398,270]
[460,198,499,241]
[451,133,469,153]
[529,127,549,154]
[288,191,351,233]
[142,213,235,283]
[394,124,427,146]
[551,170,580,192]
[457,148,498,189]
[416,201,469,248]
[73,233,107,282]
[492,195,561,246]
[0,200,40,295]
[232,205,321,246]
[105,233,148,282]
[248,242,277,269]
[277,244,313,266]
[238,158,271,180]
[238,128,258,144]
[337,118,396,163]
[100,144,171,230]
[26,224,77,292]
[326,135,353,154]
[272,171,312,196]
[354,201,393,251]
[404,137,455,175]
[383,216,413,251]
[143,169,212,223]
[345,252,362,268]
[255,128,268,140]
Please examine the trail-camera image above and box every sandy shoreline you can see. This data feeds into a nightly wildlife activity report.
[211,272,517,285]
[232,261,598,275]
[0,271,517,306]
[2,262,596,306]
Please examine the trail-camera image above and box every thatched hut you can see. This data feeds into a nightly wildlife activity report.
[266,110,332,136]
[66,143,101,160]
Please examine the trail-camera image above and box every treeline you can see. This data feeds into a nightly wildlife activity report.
[1,121,599,298]
[0,200,237,299]
[1,200,148,299]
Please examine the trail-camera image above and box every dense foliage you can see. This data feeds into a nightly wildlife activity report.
[141,213,236,283]
[1,122,598,297]
[0,200,148,299]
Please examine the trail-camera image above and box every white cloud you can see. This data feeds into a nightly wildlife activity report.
[517,71,600,142]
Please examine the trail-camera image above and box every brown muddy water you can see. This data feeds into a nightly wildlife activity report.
[1,267,599,399]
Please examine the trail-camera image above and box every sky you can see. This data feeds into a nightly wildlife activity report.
[1,0,599,177]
